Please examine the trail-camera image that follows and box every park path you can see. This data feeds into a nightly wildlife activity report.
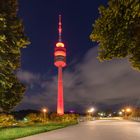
[18,120,140,140]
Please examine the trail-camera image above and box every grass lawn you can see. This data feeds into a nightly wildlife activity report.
[0,122,77,140]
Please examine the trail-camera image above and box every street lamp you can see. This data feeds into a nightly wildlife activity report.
[87,107,95,113]
[126,108,132,113]
[42,108,48,120]
[87,107,95,120]
[118,111,123,116]
[121,107,132,119]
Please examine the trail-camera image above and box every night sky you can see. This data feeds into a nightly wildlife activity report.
[16,0,140,113]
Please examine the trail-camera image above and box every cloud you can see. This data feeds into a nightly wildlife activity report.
[16,47,140,112]
[17,70,40,84]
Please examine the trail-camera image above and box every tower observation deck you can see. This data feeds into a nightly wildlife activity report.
[54,15,66,115]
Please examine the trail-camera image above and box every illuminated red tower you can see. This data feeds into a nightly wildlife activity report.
[54,15,66,115]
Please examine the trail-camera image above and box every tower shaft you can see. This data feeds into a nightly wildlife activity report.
[57,66,64,115]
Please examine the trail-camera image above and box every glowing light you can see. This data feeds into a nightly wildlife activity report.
[126,108,132,113]
[69,110,75,113]
[108,114,112,117]
[87,107,95,113]
[54,61,66,67]
[58,15,62,42]
[100,113,104,116]
[56,42,64,47]
[118,111,123,115]
[23,118,28,122]
[121,109,125,112]
[42,108,47,113]
[54,51,66,56]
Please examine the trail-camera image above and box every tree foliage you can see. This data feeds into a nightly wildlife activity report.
[0,114,16,127]
[0,0,29,112]
[90,0,140,71]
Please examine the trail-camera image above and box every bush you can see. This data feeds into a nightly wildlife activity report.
[0,114,16,127]
[26,113,48,124]
[61,114,77,122]
[49,113,61,122]
[49,113,79,123]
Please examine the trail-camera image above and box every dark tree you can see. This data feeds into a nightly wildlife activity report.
[0,0,29,112]
[90,0,140,71]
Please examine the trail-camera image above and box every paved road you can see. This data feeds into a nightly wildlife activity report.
[18,120,140,140]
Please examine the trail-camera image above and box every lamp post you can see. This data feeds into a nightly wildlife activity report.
[118,111,123,116]
[126,108,132,118]
[42,108,48,120]
[121,107,132,119]
[87,107,95,120]
[126,108,132,113]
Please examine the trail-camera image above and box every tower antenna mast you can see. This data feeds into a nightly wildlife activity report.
[58,15,62,42]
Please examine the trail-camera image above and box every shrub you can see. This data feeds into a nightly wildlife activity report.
[26,113,48,123]
[0,114,16,127]
[62,114,79,122]
[49,113,79,123]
